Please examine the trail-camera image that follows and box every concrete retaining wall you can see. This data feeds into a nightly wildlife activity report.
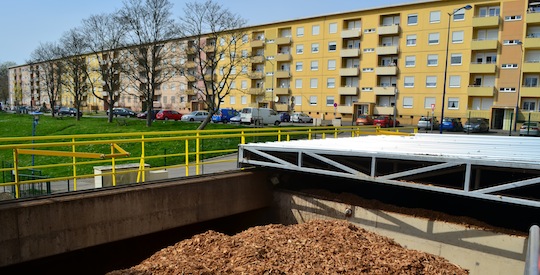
[272,191,527,275]
[0,171,272,267]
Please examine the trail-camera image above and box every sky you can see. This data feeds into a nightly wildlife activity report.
[0,0,418,65]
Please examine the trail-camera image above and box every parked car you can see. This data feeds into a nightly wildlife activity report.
[373,115,399,128]
[58,107,82,117]
[229,115,242,124]
[211,108,238,123]
[155,110,183,121]
[137,109,160,120]
[279,112,291,122]
[291,112,313,123]
[519,122,540,136]
[355,115,374,126]
[463,118,490,133]
[440,117,463,132]
[107,107,136,117]
[417,116,439,130]
[181,111,209,122]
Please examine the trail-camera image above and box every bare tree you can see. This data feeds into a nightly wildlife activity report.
[29,42,64,117]
[118,0,180,127]
[81,12,128,123]
[178,0,248,130]
[58,28,93,120]
[0,61,17,110]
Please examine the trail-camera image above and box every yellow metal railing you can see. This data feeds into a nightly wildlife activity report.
[0,125,417,199]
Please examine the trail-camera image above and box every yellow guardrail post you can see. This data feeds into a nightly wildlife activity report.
[278,129,281,142]
[137,135,145,183]
[334,127,338,138]
[111,144,117,187]
[196,131,200,175]
[241,130,245,144]
[185,139,189,176]
[72,138,77,190]
[13,150,20,198]
[308,128,312,140]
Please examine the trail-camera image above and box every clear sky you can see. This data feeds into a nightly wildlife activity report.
[0,0,418,65]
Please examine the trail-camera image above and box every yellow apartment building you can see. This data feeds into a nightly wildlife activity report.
[9,0,540,130]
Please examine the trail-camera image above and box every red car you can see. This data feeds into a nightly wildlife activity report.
[373,115,400,128]
[155,110,182,121]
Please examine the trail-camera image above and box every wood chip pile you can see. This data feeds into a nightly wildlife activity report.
[108,220,468,274]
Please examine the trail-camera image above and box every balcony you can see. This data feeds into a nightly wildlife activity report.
[336,105,353,114]
[527,11,540,24]
[341,29,362,38]
[274,87,290,95]
[340,48,361,57]
[338,87,359,95]
[154,90,162,96]
[275,37,292,45]
[523,61,540,72]
[467,86,496,96]
[186,47,197,55]
[471,39,498,51]
[472,15,499,27]
[375,66,398,75]
[469,63,497,73]
[376,46,398,55]
[275,53,292,62]
[185,75,196,82]
[248,88,265,95]
[374,86,397,95]
[204,73,216,81]
[521,86,540,97]
[185,61,197,68]
[339,67,359,76]
[250,40,264,48]
[249,71,264,79]
[251,55,264,63]
[373,106,395,115]
[184,89,197,95]
[275,103,290,112]
[524,37,540,48]
[377,24,399,35]
[275,70,291,78]
[203,45,215,52]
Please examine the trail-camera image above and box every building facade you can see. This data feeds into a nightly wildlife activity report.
[9,0,540,129]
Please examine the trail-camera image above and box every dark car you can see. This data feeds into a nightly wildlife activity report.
[58,107,82,117]
[279,112,291,122]
[155,110,182,121]
[463,118,489,133]
[212,108,238,123]
[440,117,463,132]
[373,115,399,128]
[137,109,160,120]
[107,107,136,117]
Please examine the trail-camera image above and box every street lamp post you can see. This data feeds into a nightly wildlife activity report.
[513,41,524,133]
[440,4,472,134]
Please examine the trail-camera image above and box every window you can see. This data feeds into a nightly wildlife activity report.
[328,60,336,70]
[404,76,415,87]
[297,27,304,37]
[309,95,317,105]
[312,25,320,35]
[241,50,248,58]
[501,64,518,68]
[424,97,436,109]
[479,6,500,17]
[403,97,413,108]
[503,40,521,45]
[311,61,319,70]
[229,96,236,105]
[427,54,438,66]
[295,95,302,106]
[328,42,337,52]
[296,62,303,71]
[326,96,335,106]
[361,87,373,91]
[363,48,375,53]
[327,78,335,88]
[523,100,537,111]
[449,76,461,87]
[452,31,464,43]
[524,76,539,87]
[448,97,459,109]
[362,68,374,72]
[428,33,440,44]
[310,78,318,88]
[453,8,467,20]
[450,53,462,65]
[430,11,441,23]
[241,95,247,105]
[242,35,248,43]
[408,14,418,25]
[426,76,437,87]
[296,44,304,54]
[230,81,236,88]
[241,65,247,73]
[329,23,338,33]
[364,28,376,33]
[406,34,417,46]
[405,56,416,67]
[241,80,247,89]
[505,15,522,21]
[311,43,319,53]
[295,79,303,88]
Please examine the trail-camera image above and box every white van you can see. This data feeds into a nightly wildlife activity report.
[240,107,281,126]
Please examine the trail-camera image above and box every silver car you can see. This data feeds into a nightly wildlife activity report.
[181,111,209,122]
